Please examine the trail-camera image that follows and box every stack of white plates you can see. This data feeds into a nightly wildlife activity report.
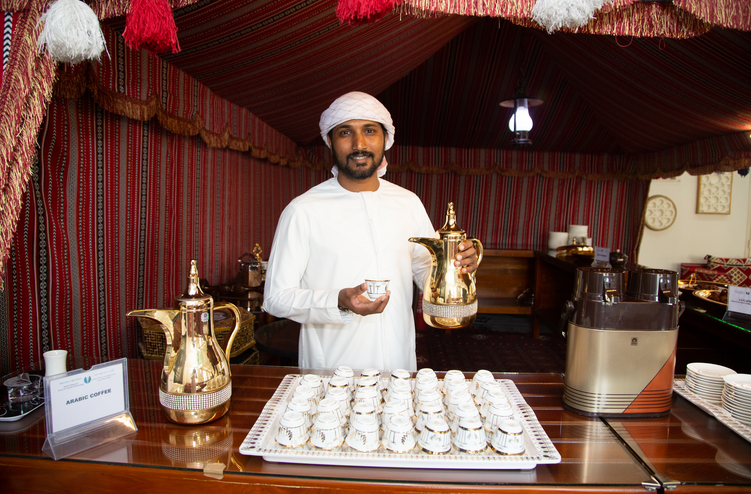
[685,362,737,402]
[722,374,751,425]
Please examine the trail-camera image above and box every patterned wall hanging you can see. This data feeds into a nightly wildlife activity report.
[644,195,677,231]
[696,173,733,214]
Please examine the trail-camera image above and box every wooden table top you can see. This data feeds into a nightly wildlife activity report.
[1,360,750,493]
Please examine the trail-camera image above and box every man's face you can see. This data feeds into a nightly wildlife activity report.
[328,119,386,180]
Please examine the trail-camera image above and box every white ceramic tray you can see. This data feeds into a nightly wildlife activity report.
[239,374,561,470]
[674,378,751,444]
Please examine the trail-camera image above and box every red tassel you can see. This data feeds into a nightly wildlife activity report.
[123,0,181,54]
[336,0,402,25]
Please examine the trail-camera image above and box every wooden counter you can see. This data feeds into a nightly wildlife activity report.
[1,360,750,493]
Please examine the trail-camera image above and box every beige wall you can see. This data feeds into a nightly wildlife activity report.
[638,172,751,274]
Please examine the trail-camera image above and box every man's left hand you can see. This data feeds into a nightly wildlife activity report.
[455,240,479,274]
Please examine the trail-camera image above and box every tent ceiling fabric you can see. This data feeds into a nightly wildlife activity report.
[103,0,751,162]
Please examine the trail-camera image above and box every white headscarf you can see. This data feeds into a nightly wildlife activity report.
[319,91,395,177]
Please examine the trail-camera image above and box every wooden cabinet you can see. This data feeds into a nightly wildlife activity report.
[532,251,579,338]
[475,249,535,316]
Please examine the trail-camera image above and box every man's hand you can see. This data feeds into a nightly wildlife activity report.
[338,283,390,316]
[455,240,479,274]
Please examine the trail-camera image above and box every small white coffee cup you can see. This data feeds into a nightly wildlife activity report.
[345,413,380,452]
[353,385,382,413]
[310,412,345,450]
[302,374,324,400]
[381,398,409,432]
[382,415,416,453]
[470,370,494,397]
[285,396,313,429]
[415,400,445,433]
[334,366,355,391]
[484,402,515,435]
[450,401,481,434]
[360,368,384,392]
[327,375,352,401]
[454,416,487,454]
[276,410,308,448]
[364,279,389,300]
[316,397,346,428]
[418,417,452,454]
[292,383,317,415]
[325,386,351,418]
[43,350,68,377]
[490,418,525,455]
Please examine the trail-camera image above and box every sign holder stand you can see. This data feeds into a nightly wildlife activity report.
[42,358,137,460]
[723,286,751,331]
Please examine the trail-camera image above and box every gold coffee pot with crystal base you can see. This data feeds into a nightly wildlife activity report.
[409,202,484,330]
[128,260,241,424]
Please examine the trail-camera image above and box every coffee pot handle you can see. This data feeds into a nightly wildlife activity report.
[468,238,483,280]
[214,302,242,359]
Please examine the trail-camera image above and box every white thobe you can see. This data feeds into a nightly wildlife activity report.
[263,178,435,371]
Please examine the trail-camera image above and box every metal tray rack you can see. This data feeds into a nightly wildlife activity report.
[240,374,561,470]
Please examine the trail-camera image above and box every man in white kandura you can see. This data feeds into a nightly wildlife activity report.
[263,91,479,371]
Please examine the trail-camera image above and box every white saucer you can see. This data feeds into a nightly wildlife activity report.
[687,363,737,380]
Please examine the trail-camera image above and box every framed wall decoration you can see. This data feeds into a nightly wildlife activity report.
[644,195,677,231]
[697,173,733,214]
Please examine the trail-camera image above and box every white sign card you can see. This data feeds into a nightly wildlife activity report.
[594,247,610,263]
[727,286,751,316]
[47,360,126,434]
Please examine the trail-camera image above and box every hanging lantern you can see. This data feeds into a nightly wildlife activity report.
[500,97,543,146]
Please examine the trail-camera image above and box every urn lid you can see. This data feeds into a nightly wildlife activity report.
[437,202,465,238]
[175,260,212,308]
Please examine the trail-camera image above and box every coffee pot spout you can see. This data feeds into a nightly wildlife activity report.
[408,237,444,258]
[126,308,180,371]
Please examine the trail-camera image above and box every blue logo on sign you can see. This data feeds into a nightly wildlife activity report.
[84,376,92,384]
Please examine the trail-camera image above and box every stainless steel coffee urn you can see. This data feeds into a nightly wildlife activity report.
[562,267,683,417]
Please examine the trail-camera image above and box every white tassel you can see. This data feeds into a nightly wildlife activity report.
[37,0,107,65]
[532,0,614,34]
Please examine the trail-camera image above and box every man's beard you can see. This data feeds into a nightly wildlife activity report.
[333,151,382,180]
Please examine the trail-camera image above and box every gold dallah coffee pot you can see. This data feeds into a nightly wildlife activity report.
[128,260,241,424]
[409,202,484,330]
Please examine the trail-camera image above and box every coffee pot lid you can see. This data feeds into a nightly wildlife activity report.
[175,259,212,307]
[437,202,465,237]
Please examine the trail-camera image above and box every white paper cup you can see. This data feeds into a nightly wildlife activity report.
[567,225,588,245]
[43,350,68,377]
[548,231,569,250]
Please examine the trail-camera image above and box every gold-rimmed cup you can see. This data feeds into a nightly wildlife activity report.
[418,417,452,454]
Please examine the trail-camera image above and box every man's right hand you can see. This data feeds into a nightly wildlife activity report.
[338,283,390,316]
